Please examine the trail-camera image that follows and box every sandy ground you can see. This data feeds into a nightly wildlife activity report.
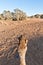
[0,18,43,65]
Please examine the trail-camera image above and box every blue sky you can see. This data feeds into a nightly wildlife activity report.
[0,0,43,16]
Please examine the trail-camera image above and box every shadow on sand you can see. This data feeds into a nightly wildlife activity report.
[0,35,43,65]
[26,35,43,65]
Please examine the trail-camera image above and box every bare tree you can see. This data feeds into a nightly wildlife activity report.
[1,9,27,21]
[3,10,12,20]
[14,8,27,21]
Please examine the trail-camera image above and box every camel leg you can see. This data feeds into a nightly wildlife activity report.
[18,35,28,65]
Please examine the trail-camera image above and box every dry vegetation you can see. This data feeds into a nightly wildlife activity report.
[0,8,27,21]
[0,8,43,21]
[0,18,43,65]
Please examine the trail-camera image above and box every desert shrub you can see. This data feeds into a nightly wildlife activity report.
[12,18,17,21]
[34,14,40,18]
[40,15,43,18]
